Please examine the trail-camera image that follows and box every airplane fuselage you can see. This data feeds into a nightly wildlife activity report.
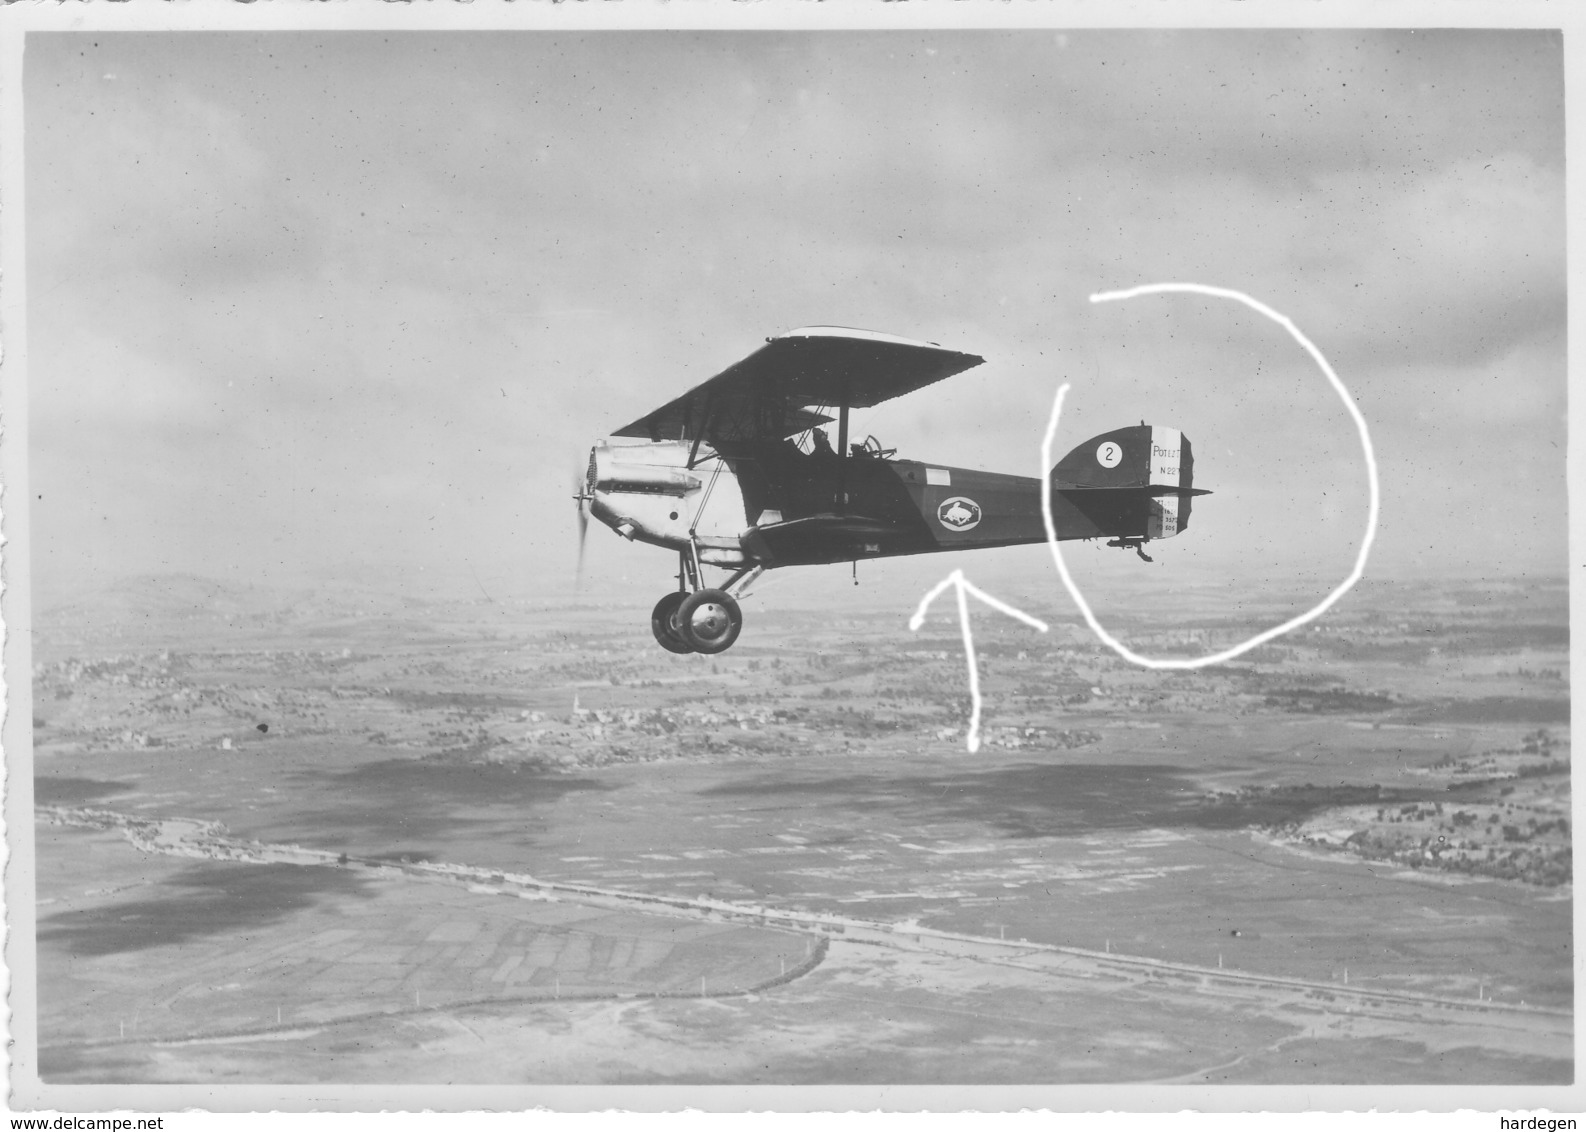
[579,326,1208,654]
[586,431,1193,571]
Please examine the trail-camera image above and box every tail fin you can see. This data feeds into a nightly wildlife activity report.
[1051,425,1207,539]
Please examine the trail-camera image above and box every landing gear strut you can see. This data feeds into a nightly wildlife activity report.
[650,556,761,654]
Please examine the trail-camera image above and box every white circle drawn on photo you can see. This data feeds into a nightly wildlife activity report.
[1095,441,1122,468]
[1040,282,1380,670]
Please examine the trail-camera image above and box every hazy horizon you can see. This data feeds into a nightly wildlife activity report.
[33,560,1569,630]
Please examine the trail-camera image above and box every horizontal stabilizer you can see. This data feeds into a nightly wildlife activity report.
[1094,485,1213,497]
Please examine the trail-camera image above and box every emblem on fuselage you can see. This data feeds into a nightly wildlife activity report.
[937,496,982,531]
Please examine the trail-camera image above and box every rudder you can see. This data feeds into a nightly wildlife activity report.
[1051,425,1204,539]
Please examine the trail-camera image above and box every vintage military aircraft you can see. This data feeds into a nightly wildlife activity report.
[575,326,1209,654]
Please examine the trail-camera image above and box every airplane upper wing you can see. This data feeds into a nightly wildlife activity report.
[612,326,984,444]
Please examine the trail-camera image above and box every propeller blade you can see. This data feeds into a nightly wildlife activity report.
[573,467,591,584]
[576,506,589,580]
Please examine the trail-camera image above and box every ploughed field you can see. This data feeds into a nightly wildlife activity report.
[30,574,1572,1083]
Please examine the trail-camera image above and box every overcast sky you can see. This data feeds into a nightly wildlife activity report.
[22,28,1567,619]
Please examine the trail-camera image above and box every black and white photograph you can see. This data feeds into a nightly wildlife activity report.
[2,1,1578,1113]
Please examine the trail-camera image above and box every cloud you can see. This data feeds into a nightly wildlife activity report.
[22,29,1568,605]
[29,73,322,293]
[1285,153,1565,365]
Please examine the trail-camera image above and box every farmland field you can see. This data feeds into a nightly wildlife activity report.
[27,573,1572,1085]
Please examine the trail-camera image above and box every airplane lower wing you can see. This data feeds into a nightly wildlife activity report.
[740,513,909,565]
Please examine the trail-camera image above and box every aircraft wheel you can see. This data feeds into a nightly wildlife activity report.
[650,591,695,654]
[677,588,742,654]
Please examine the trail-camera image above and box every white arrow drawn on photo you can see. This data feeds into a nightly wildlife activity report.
[909,569,1049,753]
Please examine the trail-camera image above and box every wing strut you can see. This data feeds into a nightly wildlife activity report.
[835,398,851,510]
[685,394,714,470]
